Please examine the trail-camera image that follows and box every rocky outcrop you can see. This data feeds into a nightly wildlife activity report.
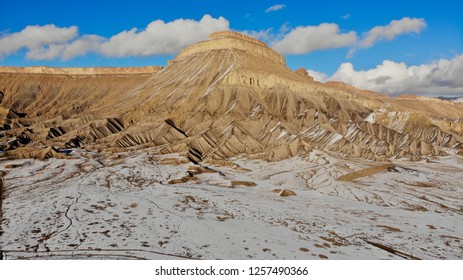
[295,68,314,82]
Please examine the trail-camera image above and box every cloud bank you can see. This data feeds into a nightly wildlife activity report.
[26,35,105,60]
[358,17,426,48]
[270,17,426,55]
[0,15,229,60]
[308,54,463,97]
[100,15,229,57]
[272,23,358,54]
[0,16,426,59]
[347,17,426,57]
[0,24,77,58]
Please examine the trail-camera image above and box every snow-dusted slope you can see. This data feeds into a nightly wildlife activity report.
[1,31,462,260]
[1,149,462,259]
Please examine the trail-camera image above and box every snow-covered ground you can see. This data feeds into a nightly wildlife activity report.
[1,149,462,259]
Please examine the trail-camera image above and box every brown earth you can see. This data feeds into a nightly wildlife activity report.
[230,181,257,187]
[337,164,393,181]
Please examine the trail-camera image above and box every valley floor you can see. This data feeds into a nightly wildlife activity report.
[1,149,462,259]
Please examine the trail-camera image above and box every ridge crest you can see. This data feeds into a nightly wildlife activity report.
[174,31,285,65]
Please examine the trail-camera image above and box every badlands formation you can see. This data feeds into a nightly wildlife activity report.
[1,31,462,259]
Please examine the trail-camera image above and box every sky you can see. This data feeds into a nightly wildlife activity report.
[1,0,462,97]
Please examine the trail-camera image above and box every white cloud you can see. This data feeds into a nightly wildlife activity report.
[265,4,286,13]
[0,16,428,62]
[61,35,105,60]
[0,15,228,60]
[310,54,463,97]
[26,35,105,60]
[348,17,426,56]
[26,44,66,60]
[271,23,357,54]
[266,17,426,56]
[99,15,229,57]
[307,69,329,82]
[0,24,77,58]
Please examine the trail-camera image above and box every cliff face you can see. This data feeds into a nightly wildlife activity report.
[174,31,285,65]
[1,31,462,162]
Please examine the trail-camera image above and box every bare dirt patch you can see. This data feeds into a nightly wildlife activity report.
[337,164,393,181]
[377,225,402,232]
[231,181,256,187]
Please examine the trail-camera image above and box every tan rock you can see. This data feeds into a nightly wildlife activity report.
[0,66,161,75]
[295,68,314,82]
[230,181,257,187]
[279,189,296,197]
[1,31,462,162]
[174,31,285,65]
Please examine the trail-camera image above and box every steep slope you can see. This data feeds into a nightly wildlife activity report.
[1,31,462,161]
[0,67,159,151]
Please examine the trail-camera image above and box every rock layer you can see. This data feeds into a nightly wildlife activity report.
[174,31,285,65]
[0,66,161,75]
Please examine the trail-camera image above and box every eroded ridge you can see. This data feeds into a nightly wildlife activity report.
[0,66,161,75]
[209,31,269,48]
[174,31,285,65]
[1,31,462,162]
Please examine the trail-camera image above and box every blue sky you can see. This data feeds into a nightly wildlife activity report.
[1,0,462,96]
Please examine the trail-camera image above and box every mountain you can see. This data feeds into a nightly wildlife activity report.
[1,31,462,162]
[2,31,463,261]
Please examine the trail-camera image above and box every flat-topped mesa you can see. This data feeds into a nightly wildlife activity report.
[0,66,162,75]
[209,31,269,48]
[174,31,286,65]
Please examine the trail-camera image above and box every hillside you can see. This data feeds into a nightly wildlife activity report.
[2,32,462,163]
